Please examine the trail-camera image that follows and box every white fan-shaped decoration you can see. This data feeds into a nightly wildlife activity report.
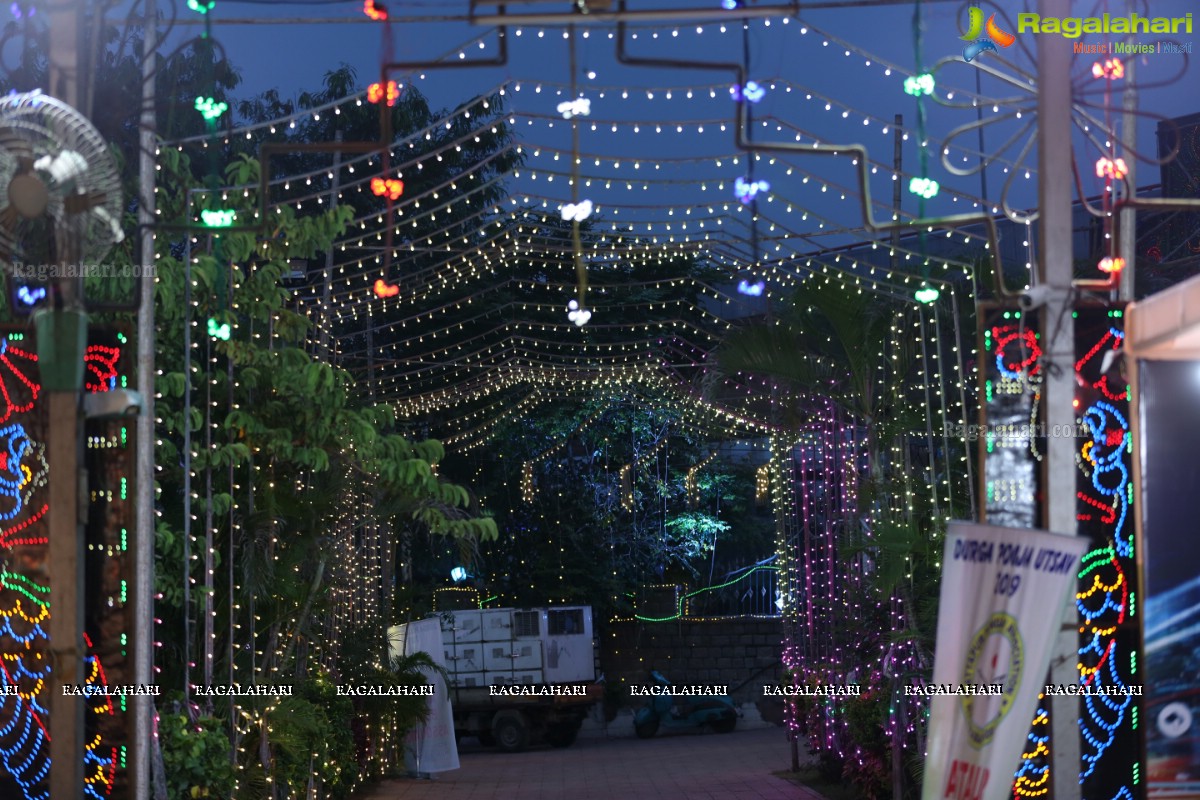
[0,90,124,268]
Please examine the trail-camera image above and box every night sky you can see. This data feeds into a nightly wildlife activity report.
[161,0,1198,242]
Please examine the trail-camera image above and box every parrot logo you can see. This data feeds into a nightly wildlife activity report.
[960,6,1015,62]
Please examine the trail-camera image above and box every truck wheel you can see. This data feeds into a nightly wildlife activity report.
[545,723,579,748]
[634,718,659,739]
[710,716,736,734]
[493,713,530,753]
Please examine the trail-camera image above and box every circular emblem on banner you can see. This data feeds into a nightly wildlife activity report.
[960,612,1023,748]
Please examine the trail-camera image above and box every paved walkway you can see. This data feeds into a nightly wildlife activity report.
[364,724,825,800]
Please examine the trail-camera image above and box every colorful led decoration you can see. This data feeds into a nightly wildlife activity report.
[982,316,1042,531]
[200,209,235,228]
[560,199,593,222]
[1092,58,1125,80]
[362,0,386,20]
[733,176,769,204]
[0,338,39,425]
[0,330,127,797]
[1013,695,1050,796]
[1070,310,1138,798]
[206,318,231,341]
[729,81,765,103]
[1095,157,1129,180]
[84,346,120,393]
[373,279,400,298]
[369,177,404,200]
[367,81,399,106]
[908,176,940,199]
[556,97,591,119]
[0,424,31,520]
[903,73,934,96]
[186,0,214,13]
[193,96,227,121]
[1097,256,1125,274]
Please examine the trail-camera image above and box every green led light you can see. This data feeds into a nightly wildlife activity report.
[194,96,228,121]
[914,286,939,304]
[187,0,215,13]
[207,318,231,341]
[200,209,236,228]
[121,528,128,551]
[120,580,127,604]
[1,570,49,607]
[908,176,939,199]
[120,477,127,501]
[903,73,935,96]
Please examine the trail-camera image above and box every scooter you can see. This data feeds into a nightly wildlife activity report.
[633,670,737,739]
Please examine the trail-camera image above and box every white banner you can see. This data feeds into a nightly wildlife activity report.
[388,619,460,774]
[922,522,1086,800]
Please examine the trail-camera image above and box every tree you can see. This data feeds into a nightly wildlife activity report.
[147,145,496,795]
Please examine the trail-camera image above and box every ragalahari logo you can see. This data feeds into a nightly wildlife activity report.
[960,6,1016,62]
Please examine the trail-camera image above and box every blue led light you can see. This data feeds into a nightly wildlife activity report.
[14,286,45,308]
[737,279,764,296]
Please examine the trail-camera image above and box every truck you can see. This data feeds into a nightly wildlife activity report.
[431,605,602,752]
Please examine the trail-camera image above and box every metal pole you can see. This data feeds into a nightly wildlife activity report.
[1118,56,1137,303]
[47,389,85,800]
[48,3,85,797]
[1037,0,1082,797]
[133,0,158,795]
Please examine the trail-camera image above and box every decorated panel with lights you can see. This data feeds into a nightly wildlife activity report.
[1073,308,1140,799]
[978,307,1043,529]
[0,327,131,799]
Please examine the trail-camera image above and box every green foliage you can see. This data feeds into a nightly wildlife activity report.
[158,712,236,800]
